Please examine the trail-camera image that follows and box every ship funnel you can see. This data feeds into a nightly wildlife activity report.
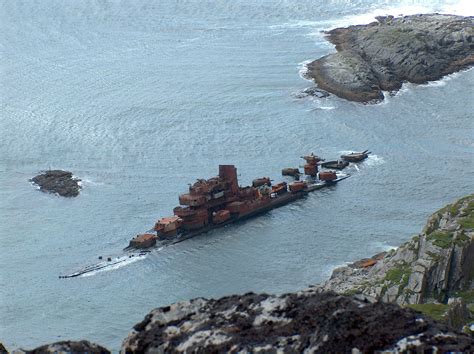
[219,165,238,195]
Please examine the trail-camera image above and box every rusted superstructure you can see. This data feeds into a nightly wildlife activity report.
[61,151,371,278]
[127,155,351,250]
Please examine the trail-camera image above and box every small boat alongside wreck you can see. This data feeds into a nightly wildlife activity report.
[341,150,371,162]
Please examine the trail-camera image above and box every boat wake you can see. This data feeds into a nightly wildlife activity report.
[59,249,155,279]
[365,154,385,167]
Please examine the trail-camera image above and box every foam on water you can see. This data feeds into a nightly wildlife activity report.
[80,253,148,278]
[365,154,385,167]
[297,60,312,81]
[1,0,473,351]
[306,1,473,37]
[370,241,398,253]
[308,102,336,111]
[78,176,104,186]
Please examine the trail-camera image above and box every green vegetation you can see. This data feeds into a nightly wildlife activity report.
[468,304,474,317]
[343,288,361,296]
[426,231,454,248]
[437,195,473,217]
[385,266,405,283]
[453,290,474,304]
[426,251,441,261]
[458,211,474,229]
[406,303,449,322]
[384,262,411,295]
[454,231,470,246]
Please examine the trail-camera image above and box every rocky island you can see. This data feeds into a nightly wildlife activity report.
[6,195,473,353]
[306,14,474,102]
[30,170,81,198]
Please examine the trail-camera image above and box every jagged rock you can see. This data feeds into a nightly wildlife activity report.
[446,298,471,330]
[0,342,8,354]
[294,87,330,99]
[321,195,473,303]
[15,340,110,354]
[306,14,474,102]
[319,194,474,328]
[30,170,81,197]
[121,291,473,353]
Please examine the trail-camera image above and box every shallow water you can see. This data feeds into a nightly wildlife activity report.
[0,0,473,351]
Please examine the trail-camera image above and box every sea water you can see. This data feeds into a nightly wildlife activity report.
[0,0,473,351]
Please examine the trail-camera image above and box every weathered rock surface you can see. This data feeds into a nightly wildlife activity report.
[30,170,81,197]
[307,14,474,102]
[319,195,474,306]
[318,194,474,333]
[293,87,330,99]
[15,340,110,354]
[0,342,8,354]
[121,291,473,353]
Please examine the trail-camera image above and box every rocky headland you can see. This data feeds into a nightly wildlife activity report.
[317,194,474,330]
[5,195,474,352]
[30,170,81,197]
[306,14,474,102]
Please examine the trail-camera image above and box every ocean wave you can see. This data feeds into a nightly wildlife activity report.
[297,60,312,81]
[365,154,385,166]
[321,261,352,277]
[370,241,397,253]
[308,103,336,111]
[303,1,474,40]
[268,20,324,30]
[77,176,104,186]
[382,66,473,101]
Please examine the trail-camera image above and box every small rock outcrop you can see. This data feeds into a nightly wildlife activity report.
[30,170,81,197]
[306,14,474,102]
[17,340,110,354]
[121,291,473,353]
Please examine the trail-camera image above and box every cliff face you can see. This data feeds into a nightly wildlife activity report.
[319,195,474,306]
[306,14,474,102]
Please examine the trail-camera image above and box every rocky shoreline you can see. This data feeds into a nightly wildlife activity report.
[4,195,473,352]
[317,194,474,330]
[306,14,474,102]
[30,170,81,198]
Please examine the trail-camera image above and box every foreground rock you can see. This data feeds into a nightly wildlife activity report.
[30,170,81,197]
[307,14,474,102]
[319,194,474,329]
[121,291,472,353]
[0,342,7,354]
[16,340,110,354]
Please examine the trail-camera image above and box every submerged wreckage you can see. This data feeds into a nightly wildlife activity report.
[60,151,370,278]
[127,152,370,249]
